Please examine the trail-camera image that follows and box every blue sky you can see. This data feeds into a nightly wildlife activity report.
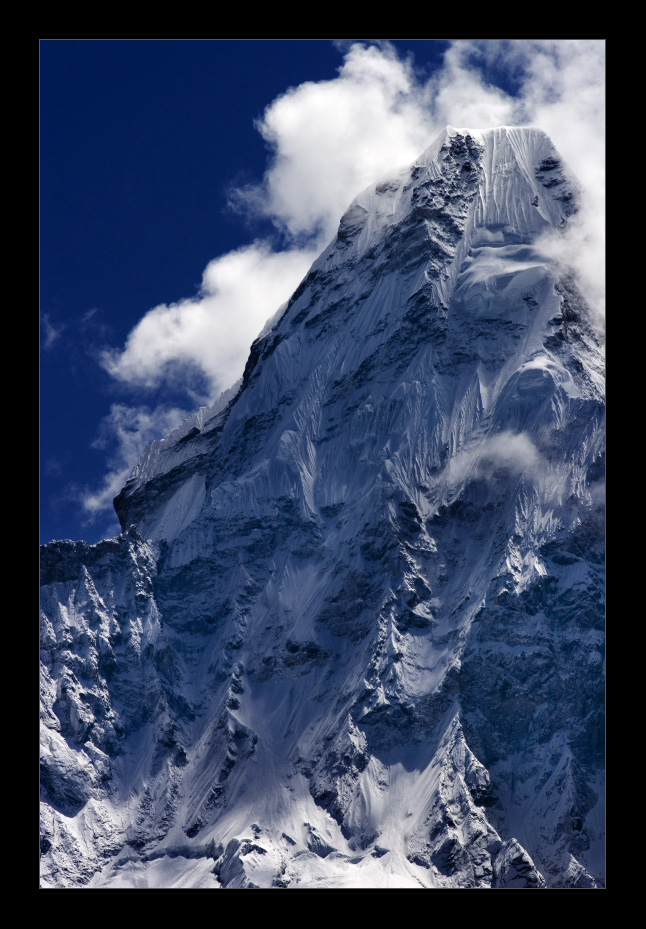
[40,40,604,545]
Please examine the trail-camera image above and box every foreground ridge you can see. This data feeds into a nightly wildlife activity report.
[40,127,604,889]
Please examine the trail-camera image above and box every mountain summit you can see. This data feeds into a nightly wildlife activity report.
[40,127,605,888]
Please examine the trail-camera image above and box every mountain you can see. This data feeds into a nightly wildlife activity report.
[40,126,605,889]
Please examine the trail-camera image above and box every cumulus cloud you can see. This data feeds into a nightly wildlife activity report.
[81,404,190,519]
[102,242,318,401]
[88,40,604,516]
[233,42,437,245]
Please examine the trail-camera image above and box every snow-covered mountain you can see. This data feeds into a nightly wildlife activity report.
[40,126,605,888]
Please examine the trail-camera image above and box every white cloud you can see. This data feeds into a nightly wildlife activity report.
[101,242,318,400]
[425,42,517,130]
[235,42,437,245]
[446,431,545,488]
[41,313,63,350]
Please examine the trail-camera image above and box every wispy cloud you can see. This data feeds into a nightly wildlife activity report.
[80,404,190,519]
[41,313,63,350]
[446,430,545,488]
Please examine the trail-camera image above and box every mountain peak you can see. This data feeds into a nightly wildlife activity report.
[41,126,604,889]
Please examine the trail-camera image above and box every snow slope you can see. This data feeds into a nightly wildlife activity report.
[40,127,604,888]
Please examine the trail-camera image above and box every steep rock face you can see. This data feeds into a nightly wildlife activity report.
[40,127,604,888]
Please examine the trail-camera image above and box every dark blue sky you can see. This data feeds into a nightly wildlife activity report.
[41,40,454,545]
